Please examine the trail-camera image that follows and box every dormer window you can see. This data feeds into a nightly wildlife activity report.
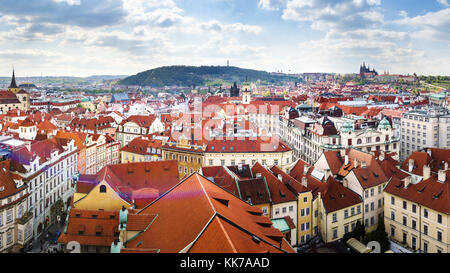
[100,185,107,193]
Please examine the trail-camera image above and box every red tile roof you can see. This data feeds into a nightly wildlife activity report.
[385,171,450,214]
[58,208,119,247]
[122,173,294,253]
[251,163,297,204]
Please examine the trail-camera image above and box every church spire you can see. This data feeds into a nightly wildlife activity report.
[9,68,18,89]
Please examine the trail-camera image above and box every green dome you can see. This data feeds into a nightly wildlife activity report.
[378,117,391,130]
[340,122,354,133]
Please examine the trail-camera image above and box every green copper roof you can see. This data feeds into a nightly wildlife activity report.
[271,218,290,233]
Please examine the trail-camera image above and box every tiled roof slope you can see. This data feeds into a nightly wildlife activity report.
[122,173,295,253]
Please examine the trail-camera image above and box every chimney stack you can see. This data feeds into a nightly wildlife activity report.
[408,159,414,173]
[445,162,449,171]
[343,178,348,188]
[304,165,310,175]
[438,170,446,183]
[379,151,385,161]
[403,176,411,189]
[361,161,367,168]
[354,158,358,168]
[344,155,349,165]
[423,165,431,181]
[302,177,307,188]
[278,174,283,182]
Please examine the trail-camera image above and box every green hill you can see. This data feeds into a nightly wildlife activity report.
[118,65,299,87]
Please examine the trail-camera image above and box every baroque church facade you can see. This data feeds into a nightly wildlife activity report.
[0,70,30,113]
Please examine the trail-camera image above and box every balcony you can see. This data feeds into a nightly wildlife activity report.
[16,211,33,226]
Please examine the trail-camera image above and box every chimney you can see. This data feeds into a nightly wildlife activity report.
[408,159,414,173]
[302,177,307,188]
[445,162,449,171]
[343,178,348,188]
[344,155,349,165]
[278,174,283,182]
[423,165,431,181]
[354,158,358,168]
[379,151,385,161]
[238,164,243,172]
[256,173,262,178]
[361,161,367,168]
[340,149,346,157]
[403,176,411,189]
[304,165,310,175]
[25,141,32,152]
[438,170,446,183]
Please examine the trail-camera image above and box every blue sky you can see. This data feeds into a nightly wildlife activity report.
[0,0,448,77]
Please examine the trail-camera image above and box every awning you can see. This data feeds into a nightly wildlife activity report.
[346,238,371,253]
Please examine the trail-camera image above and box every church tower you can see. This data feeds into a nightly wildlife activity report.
[242,76,251,105]
[8,68,20,94]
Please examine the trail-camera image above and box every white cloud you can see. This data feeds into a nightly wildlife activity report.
[396,8,450,42]
[437,0,449,6]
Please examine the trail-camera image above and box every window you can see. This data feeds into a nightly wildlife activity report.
[391,226,395,237]
[403,216,407,226]
[423,242,428,253]
[344,210,348,218]
[282,207,286,213]
[403,201,407,210]
[424,209,428,218]
[289,206,293,212]
[99,185,107,193]
[7,210,12,223]
[412,204,416,213]
[412,220,416,230]
[303,197,308,203]
[423,225,428,235]
[370,216,375,226]
[209,159,213,166]
[357,205,361,214]
[275,208,280,215]
[391,211,395,220]
[332,213,337,223]
[437,231,442,242]
[402,232,407,244]
[365,204,369,213]
[391,196,395,205]
[351,207,355,216]
[370,202,374,211]
[437,214,442,224]
[332,229,338,239]
[7,230,12,245]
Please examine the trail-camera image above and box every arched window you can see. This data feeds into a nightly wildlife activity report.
[376,137,381,142]
[100,185,107,193]
[357,139,362,145]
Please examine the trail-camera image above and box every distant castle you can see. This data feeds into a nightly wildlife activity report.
[360,62,378,78]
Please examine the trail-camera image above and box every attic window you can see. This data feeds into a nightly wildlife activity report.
[213,197,229,207]
[330,195,336,200]
[252,236,261,244]
[100,185,107,193]
[361,175,368,181]
[417,186,426,193]
[373,172,379,177]
[109,215,116,219]
[92,214,98,219]
[433,191,443,199]
[75,214,81,218]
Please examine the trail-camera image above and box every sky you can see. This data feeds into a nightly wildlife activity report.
[0,0,449,77]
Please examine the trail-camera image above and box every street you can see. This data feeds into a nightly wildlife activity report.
[28,222,65,253]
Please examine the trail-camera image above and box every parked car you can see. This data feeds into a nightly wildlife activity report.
[50,230,61,244]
